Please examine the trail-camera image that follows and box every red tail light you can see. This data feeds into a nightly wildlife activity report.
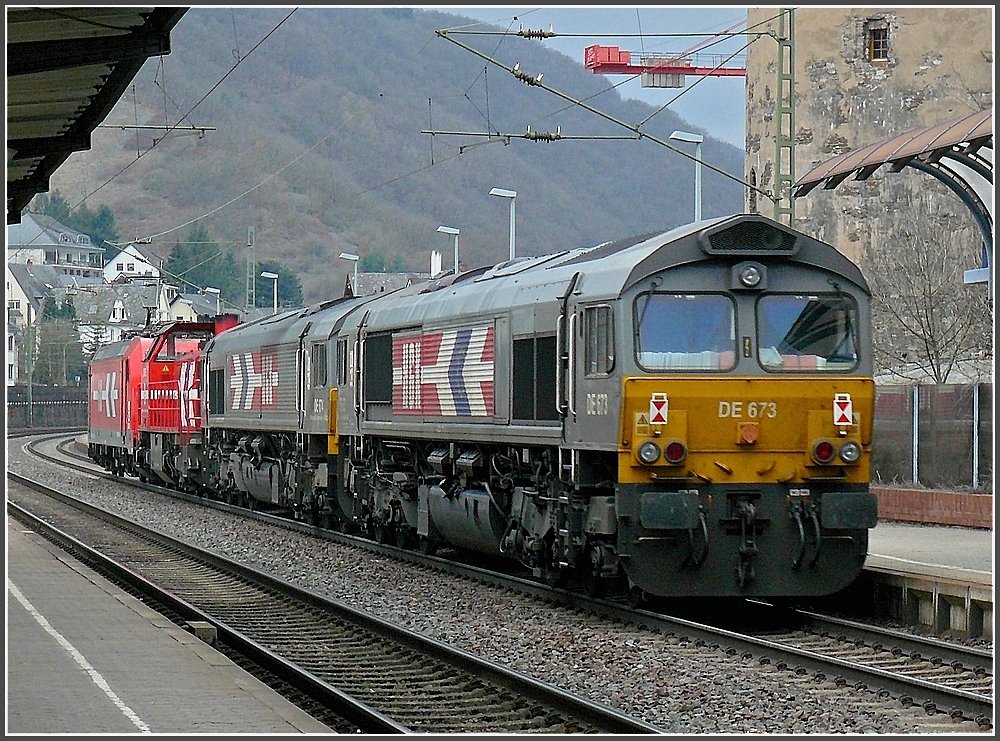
[813,440,835,464]
[664,441,687,464]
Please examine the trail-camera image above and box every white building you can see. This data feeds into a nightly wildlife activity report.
[7,313,21,386]
[6,261,103,385]
[7,212,104,279]
[168,292,219,322]
[103,242,165,283]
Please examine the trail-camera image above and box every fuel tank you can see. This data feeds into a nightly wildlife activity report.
[421,483,507,554]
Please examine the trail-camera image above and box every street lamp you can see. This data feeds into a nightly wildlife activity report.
[436,226,460,275]
[25,294,43,427]
[669,130,704,222]
[204,286,221,315]
[339,252,359,296]
[489,187,517,260]
[260,271,278,314]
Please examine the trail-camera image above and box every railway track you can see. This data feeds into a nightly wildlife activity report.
[7,470,662,734]
[15,431,995,731]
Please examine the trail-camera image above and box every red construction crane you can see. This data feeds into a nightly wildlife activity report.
[585,44,746,87]
[584,21,747,88]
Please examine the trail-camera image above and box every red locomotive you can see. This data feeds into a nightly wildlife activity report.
[88,316,238,484]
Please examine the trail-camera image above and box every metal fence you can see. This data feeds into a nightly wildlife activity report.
[873,383,993,491]
[6,385,88,428]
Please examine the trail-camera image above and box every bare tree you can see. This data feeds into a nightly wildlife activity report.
[860,211,992,384]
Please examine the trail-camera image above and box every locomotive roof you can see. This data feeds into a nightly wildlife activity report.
[353,213,868,332]
[207,213,869,351]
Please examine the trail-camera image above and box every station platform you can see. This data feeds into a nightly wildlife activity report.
[863,521,993,640]
[6,515,333,734]
[867,520,992,576]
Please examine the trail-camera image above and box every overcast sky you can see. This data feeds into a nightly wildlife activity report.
[440,6,749,148]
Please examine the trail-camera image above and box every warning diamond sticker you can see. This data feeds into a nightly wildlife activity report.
[834,393,852,425]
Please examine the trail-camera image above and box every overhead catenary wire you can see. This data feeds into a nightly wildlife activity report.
[436,29,775,204]
[29,11,778,265]
[459,9,782,138]
[66,9,298,216]
[10,10,297,260]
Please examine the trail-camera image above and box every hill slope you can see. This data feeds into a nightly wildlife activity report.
[48,7,745,303]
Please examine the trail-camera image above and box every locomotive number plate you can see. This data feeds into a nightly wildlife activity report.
[586,393,610,415]
[718,401,777,419]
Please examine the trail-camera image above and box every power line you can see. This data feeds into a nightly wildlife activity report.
[437,29,774,204]
[66,9,298,216]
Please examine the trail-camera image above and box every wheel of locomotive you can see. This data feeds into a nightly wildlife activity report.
[395,526,416,550]
[581,563,607,599]
[418,535,437,556]
[306,500,321,527]
[544,566,568,588]
[580,542,608,599]
[541,541,568,588]
[626,583,648,609]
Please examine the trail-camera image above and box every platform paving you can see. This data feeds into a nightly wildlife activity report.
[6,516,333,734]
[867,520,993,579]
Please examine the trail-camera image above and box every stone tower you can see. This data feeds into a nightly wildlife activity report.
[744,7,993,263]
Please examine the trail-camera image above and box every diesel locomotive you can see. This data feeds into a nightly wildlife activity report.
[89,213,878,602]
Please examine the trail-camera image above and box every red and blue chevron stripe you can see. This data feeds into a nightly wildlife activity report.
[392,325,494,417]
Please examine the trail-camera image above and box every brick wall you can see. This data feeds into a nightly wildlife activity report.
[872,485,993,529]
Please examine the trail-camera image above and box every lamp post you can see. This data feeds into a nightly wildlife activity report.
[25,293,43,427]
[338,252,359,296]
[436,226,460,275]
[260,271,278,314]
[205,286,221,315]
[489,187,517,260]
[669,130,704,222]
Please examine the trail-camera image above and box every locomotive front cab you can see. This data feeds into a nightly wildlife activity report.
[613,215,877,599]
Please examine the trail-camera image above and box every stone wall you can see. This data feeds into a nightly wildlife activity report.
[745,7,993,258]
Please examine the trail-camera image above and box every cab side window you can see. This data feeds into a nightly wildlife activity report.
[310,343,327,386]
[583,305,614,376]
[336,338,348,384]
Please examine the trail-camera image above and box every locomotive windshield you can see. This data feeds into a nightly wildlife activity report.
[757,294,859,371]
[634,293,736,370]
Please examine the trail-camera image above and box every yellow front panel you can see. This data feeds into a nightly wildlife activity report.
[327,387,339,455]
[618,376,873,485]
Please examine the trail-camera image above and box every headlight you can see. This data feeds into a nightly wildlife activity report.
[739,264,762,287]
[637,441,661,465]
[839,441,862,463]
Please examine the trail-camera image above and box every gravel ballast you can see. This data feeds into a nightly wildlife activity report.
[8,439,986,734]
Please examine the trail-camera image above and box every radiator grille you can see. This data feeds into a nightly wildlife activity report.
[702,220,799,255]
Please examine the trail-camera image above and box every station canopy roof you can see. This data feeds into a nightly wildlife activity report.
[794,109,992,196]
[6,7,187,224]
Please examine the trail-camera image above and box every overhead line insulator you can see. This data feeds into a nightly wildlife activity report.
[517,24,555,40]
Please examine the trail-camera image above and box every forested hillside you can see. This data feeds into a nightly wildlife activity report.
[48,7,745,303]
